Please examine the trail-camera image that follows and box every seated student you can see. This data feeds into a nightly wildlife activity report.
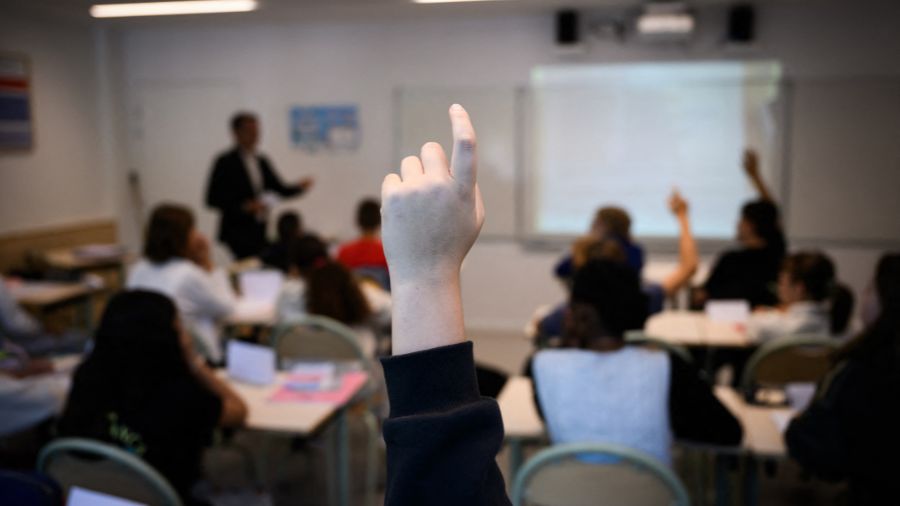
[127,204,236,363]
[58,291,247,506]
[694,149,787,308]
[531,260,742,465]
[337,198,389,275]
[0,277,88,357]
[378,104,510,505]
[786,253,900,505]
[0,337,67,446]
[747,251,854,343]
[260,210,304,272]
[277,235,390,357]
[534,191,698,342]
[555,205,645,283]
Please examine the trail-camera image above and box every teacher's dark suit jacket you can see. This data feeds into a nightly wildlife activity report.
[205,148,304,259]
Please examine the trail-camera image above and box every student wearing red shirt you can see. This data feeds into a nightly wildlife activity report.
[337,199,388,270]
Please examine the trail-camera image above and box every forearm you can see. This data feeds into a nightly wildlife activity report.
[662,214,698,295]
[390,271,465,356]
[749,172,774,202]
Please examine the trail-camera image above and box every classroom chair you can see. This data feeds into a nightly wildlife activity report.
[739,335,840,393]
[512,442,691,506]
[625,330,694,365]
[37,437,182,506]
[270,315,379,506]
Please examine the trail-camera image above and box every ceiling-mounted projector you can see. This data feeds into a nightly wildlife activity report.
[635,2,695,40]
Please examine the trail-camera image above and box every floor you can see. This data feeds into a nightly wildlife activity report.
[201,329,848,506]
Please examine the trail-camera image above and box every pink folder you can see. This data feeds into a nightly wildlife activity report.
[269,371,368,405]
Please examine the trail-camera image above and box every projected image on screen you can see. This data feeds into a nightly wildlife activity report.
[529,61,783,240]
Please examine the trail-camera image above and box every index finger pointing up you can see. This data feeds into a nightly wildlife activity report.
[449,104,477,190]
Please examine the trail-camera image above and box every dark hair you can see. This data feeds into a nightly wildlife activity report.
[564,259,648,346]
[836,253,900,372]
[277,211,302,242]
[357,199,381,232]
[143,204,194,263]
[59,291,193,435]
[782,251,853,334]
[288,234,329,276]
[741,199,786,255]
[306,261,372,325]
[230,111,256,132]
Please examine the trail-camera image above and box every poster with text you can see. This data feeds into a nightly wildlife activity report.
[290,105,359,153]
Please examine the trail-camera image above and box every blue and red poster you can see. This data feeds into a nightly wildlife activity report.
[0,54,33,150]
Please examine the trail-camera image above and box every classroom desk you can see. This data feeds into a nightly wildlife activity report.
[644,310,753,348]
[42,246,131,290]
[497,377,793,487]
[8,281,99,329]
[219,370,367,506]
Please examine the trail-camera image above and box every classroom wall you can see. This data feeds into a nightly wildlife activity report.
[0,11,111,235]
[102,1,900,331]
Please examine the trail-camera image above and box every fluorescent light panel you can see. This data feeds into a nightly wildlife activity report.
[413,0,505,4]
[90,0,257,18]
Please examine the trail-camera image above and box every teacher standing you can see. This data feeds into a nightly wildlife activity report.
[206,112,314,259]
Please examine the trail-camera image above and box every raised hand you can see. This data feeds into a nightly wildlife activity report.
[381,104,484,283]
[381,104,485,355]
[668,189,689,217]
[743,148,760,178]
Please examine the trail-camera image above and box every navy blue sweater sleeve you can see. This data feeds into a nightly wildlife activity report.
[381,341,511,506]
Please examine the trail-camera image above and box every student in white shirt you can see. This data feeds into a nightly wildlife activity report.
[127,204,236,363]
[748,251,854,343]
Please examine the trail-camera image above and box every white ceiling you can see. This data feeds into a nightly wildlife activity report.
[6,0,803,25]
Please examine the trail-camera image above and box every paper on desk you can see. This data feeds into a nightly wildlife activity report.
[238,269,284,305]
[770,411,797,434]
[227,340,276,386]
[705,300,751,323]
[67,487,146,506]
[270,371,368,405]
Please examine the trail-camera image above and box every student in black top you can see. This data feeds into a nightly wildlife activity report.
[786,253,900,505]
[260,211,305,272]
[205,112,314,259]
[378,104,510,504]
[694,149,787,308]
[58,291,248,505]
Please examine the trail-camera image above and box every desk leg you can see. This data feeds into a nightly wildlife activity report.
[508,438,524,483]
[336,409,350,506]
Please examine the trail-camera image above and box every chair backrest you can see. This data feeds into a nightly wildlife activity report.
[37,437,182,506]
[740,335,839,391]
[624,330,694,365]
[271,314,366,368]
[512,443,691,506]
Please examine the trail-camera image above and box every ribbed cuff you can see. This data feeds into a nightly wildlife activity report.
[381,341,480,418]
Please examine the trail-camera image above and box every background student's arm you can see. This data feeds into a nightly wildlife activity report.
[380,105,510,505]
[743,149,775,203]
[179,326,248,427]
[661,191,698,296]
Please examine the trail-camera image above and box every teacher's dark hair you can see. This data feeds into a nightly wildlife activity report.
[144,204,194,264]
[230,111,257,132]
[742,199,786,255]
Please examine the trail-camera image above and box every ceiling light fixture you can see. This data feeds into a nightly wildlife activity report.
[90,0,257,18]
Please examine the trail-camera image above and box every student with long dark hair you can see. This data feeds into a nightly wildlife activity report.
[127,204,236,363]
[58,291,247,505]
[786,253,900,505]
[748,251,854,342]
[694,149,787,308]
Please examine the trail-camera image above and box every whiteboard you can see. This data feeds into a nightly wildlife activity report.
[786,78,900,244]
[395,87,520,238]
